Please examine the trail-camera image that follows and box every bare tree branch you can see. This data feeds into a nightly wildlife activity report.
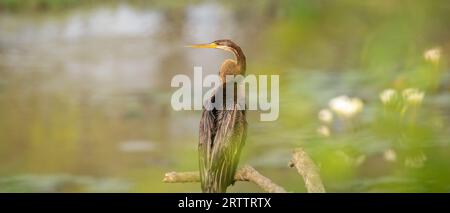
[163,148,326,193]
[289,148,326,193]
[163,171,199,183]
[234,165,287,193]
[163,164,287,193]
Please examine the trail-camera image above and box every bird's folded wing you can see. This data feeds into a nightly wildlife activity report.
[210,105,247,191]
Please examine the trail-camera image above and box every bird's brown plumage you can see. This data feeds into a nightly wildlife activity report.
[196,40,247,193]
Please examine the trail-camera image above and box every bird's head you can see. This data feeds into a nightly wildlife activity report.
[187,39,246,72]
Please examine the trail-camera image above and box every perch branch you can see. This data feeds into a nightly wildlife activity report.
[289,148,326,193]
[163,164,287,193]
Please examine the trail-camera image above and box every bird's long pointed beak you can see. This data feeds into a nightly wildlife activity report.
[186,43,217,49]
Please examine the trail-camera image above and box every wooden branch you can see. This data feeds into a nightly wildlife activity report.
[163,165,287,193]
[289,148,326,193]
[234,165,287,193]
[163,171,199,183]
[163,148,325,193]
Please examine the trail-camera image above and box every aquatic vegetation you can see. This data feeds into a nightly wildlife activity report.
[316,125,330,137]
[318,109,333,124]
[402,88,425,105]
[379,89,397,104]
[329,95,364,118]
[383,149,397,162]
[424,47,441,65]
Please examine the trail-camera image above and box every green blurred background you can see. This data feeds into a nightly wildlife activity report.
[0,0,449,192]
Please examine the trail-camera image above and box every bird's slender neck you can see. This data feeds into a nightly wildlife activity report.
[230,45,246,74]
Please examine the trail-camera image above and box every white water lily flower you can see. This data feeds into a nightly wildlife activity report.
[318,109,333,124]
[317,126,330,137]
[379,89,397,104]
[329,95,364,118]
[424,47,441,64]
[383,149,397,162]
[402,88,425,105]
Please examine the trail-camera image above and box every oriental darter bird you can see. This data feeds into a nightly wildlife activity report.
[188,39,247,193]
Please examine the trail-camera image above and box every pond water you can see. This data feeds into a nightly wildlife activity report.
[0,2,265,192]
